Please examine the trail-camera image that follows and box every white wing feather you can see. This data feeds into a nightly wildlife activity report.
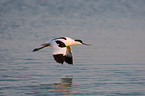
[50,39,73,64]
[51,41,66,55]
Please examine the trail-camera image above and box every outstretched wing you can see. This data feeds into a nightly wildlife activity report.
[51,40,73,65]
[65,46,73,64]
[51,40,66,64]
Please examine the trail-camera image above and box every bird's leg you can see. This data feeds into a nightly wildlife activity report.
[33,46,45,52]
[33,43,50,52]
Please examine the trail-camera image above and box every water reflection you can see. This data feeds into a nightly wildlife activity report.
[38,76,73,95]
[53,76,73,95]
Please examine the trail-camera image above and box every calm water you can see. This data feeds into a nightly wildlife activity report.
[0,0,145,96]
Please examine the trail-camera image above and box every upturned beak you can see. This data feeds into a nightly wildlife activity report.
[82,43,92,46]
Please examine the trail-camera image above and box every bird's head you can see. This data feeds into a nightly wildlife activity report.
[74,39,92,46]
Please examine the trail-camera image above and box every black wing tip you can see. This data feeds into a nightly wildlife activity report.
[53,54,73,65]
[53,54,65,64]
[65,56,73,65]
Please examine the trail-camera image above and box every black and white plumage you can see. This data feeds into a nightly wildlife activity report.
[33,37,91,65]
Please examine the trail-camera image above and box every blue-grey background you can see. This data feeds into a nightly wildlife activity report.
[0,0,145,95]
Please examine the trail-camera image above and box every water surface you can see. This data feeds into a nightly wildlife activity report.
[0,0,145,95]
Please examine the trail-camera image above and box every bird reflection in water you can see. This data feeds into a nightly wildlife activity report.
[53,76,73,95]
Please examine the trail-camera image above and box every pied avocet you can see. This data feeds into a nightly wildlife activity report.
[33,37,91,64]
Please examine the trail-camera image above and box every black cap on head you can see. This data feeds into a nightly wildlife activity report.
[75,39,92,46]
[75,39,83,43]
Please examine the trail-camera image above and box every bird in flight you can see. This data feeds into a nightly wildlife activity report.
[33,37,91,65]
